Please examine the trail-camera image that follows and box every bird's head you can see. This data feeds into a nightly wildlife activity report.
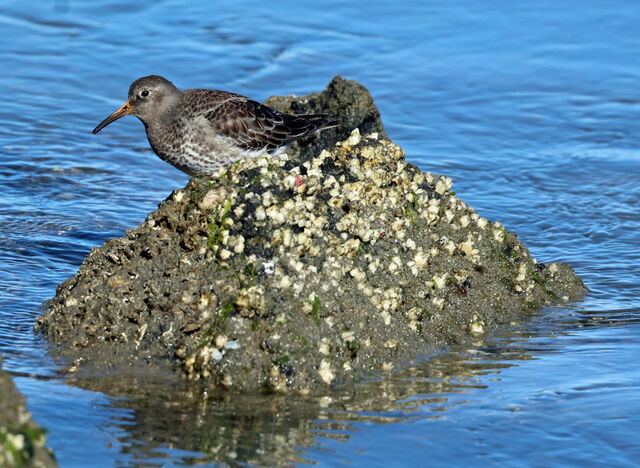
[92,75,181,134]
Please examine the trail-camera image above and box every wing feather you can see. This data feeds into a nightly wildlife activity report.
[187,90,337,152]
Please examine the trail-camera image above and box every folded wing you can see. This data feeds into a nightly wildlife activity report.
[201,94,338,152]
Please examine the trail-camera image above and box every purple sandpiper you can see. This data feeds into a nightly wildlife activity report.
[92,75,338,175]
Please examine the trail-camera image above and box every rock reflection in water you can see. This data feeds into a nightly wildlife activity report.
[66,325,543,466]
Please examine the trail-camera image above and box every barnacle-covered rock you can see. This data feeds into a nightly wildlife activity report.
[37,77,585,393]
[0,359,57,467]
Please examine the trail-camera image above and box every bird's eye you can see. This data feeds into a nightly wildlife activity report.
[140,90,150,98]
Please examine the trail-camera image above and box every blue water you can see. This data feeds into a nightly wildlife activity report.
[1,1,639,466]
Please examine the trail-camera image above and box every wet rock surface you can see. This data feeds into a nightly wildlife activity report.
[0,359,57,467]
[37,77,586,392]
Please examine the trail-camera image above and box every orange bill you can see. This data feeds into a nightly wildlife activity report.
[92,101,132,134]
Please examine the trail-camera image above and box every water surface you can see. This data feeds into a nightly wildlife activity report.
[1,1,639,466]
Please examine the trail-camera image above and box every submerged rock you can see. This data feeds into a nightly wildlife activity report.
[37,77,585,392]
[0,359,57,467]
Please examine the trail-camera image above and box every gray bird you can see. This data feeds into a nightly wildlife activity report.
[92,75,338,175]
